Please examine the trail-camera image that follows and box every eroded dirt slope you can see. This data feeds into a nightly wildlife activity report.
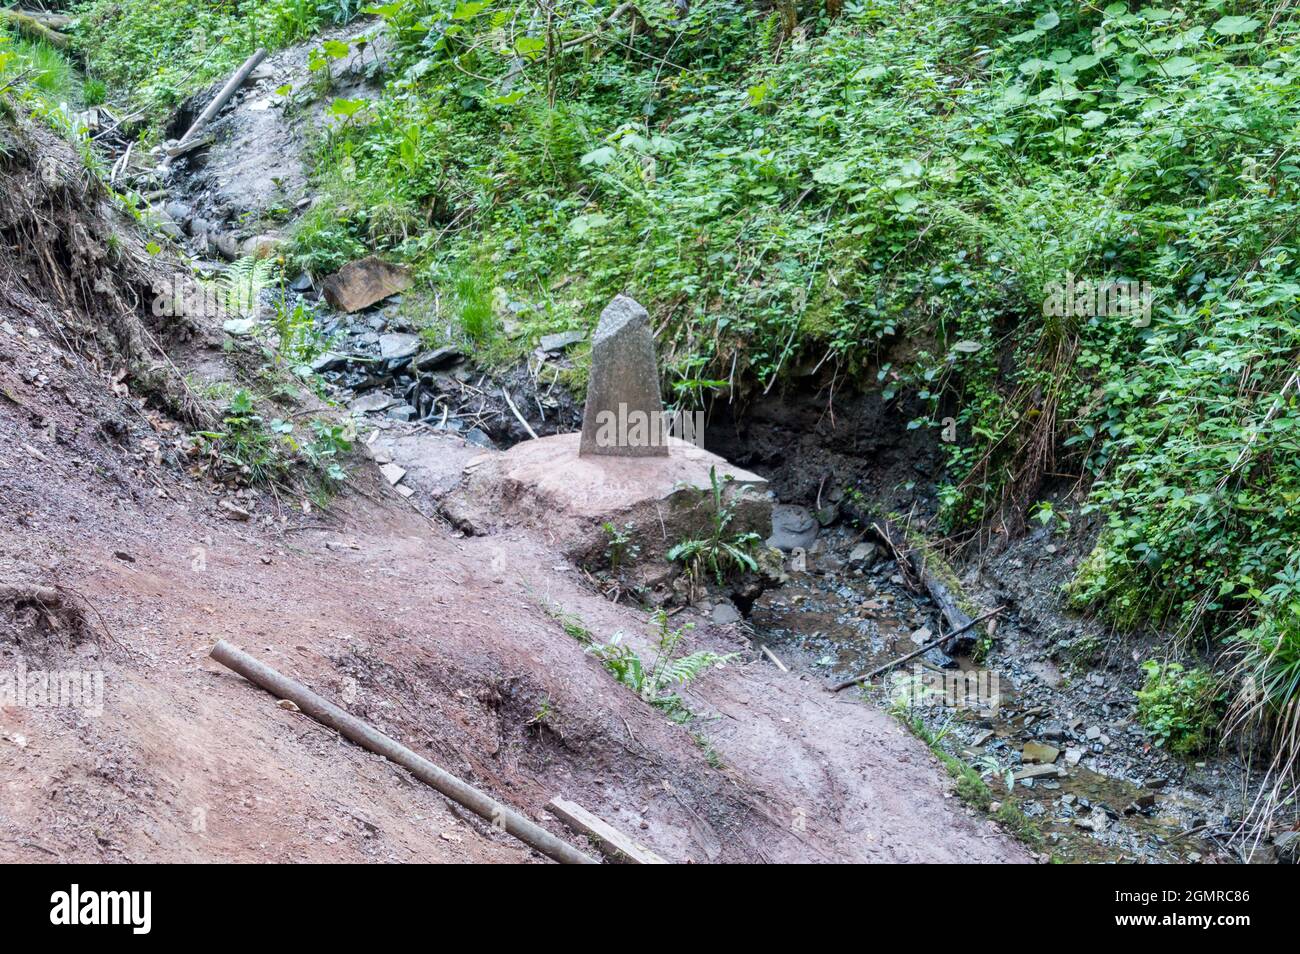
[0,107,1029,865]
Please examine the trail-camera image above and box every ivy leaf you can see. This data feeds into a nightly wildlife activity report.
[328,98,366,119]
[579,146,617,167]
[514,36,545,57]
[451,1,489,19]
[569,213,610,237]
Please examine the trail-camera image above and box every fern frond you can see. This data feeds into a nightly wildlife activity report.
[219,256,278,317]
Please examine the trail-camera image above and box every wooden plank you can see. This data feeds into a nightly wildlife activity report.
[546,797,668,864]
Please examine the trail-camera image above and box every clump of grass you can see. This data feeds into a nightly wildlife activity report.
[20,41,75,98]
[81,77,107,107]
[0,37,81,104]
[452,267,495,345]
[994,801,1044,851]
[287,196,367,277]
[1226,606,1300,822]
[896,709,1046,848]
[544,605,594,645]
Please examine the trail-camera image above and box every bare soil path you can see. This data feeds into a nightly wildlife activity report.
[0,317,1029,862]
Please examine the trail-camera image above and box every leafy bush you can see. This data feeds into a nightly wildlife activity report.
[1136,660,1222,757]
[70,0,359,123]
[192,388,350,488]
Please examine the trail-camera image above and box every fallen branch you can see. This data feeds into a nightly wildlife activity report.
[871,520,976,652]
[11,8,74,28]
[209,640,597,864]
[501,386,538,440]
[0,9,70,48]
[546,797,667,864]
[176,48,267,146]
[830,605,1006,692]
[760,644,789,672]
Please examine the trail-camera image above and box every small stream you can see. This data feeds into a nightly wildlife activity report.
[747,535,1227,863]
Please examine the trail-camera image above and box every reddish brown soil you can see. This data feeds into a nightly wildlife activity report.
[0,313,1034,864]
[0,108,1031,864]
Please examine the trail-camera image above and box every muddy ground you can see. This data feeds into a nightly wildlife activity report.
[0,300,1027,864]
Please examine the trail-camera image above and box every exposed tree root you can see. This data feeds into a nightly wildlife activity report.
[0,112,216,429]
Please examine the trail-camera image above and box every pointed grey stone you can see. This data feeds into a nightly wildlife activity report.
[579,296,668,457]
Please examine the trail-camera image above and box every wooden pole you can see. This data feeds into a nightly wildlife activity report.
[177,48,267,146]
[209,640,598,864]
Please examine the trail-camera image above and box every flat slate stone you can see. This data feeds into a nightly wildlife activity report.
[321,256,412,313]
[579,296,668,457]
[379,332,421,360]
[350,392,398,414]
[413,346,462,372]
[539,330,586,353]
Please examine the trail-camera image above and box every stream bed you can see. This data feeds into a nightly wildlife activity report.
[747,535,1231,863]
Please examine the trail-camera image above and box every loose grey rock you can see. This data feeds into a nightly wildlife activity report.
[1039,722,1066,741]
[848,542,879,567]
[1013,763,1061,783]
[465,427,495,448]
[711,601,742,625]
[310,352,349,374]
[379,333,420,361]
[385,404,417,422]
[412,347,462,372]
[539,330,586,353]
[350,392,398,414]
[1075,807,1110,833]
[214,233,241,261]
[241,234,283,259]
[768,504,819,551]
[165,200,192,225]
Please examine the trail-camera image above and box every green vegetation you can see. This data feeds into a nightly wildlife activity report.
[192,387,352,488]
[71,0,363,124]
[601,521,641,575]
[544,603,596,644]
[898,709,1044,850]
[667,466,761,586]
[41,0,1300,779]
[0,34,86,107]
[588,609,735,721]
[1135,659,1223,757]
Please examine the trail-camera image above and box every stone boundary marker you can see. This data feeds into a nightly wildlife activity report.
[579,295,670,457]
